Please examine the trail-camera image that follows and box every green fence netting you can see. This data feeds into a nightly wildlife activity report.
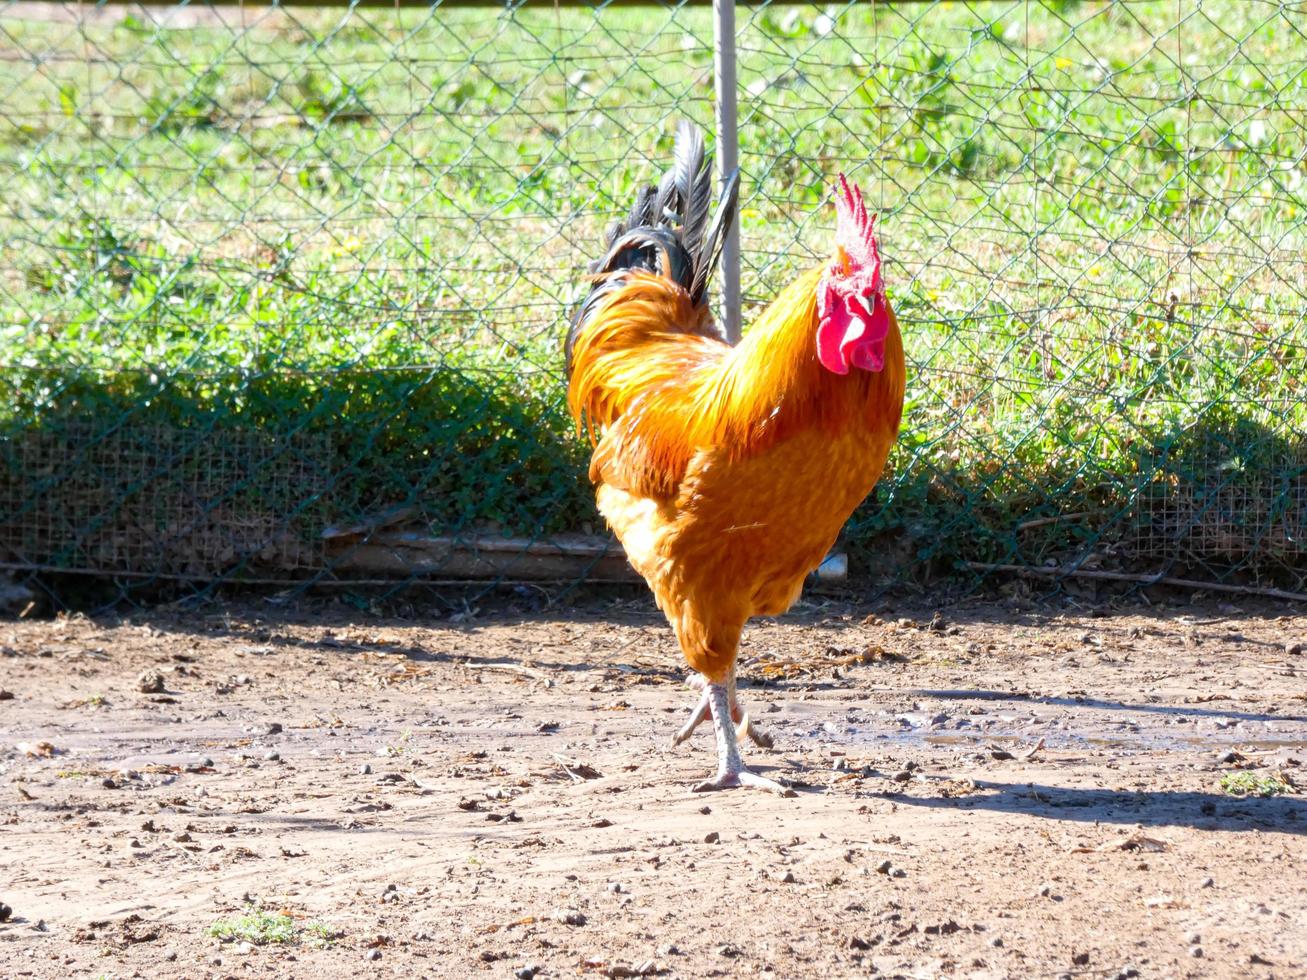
[1,0,1305,605]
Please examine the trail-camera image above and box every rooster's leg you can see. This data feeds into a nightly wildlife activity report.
[672,671,774,749]
[690,682,795,796]
[671,681,712,746]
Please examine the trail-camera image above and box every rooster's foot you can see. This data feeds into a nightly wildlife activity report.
[688,681,794,797]
[740,712,776,750]
[671,692,711,746]
[691,767,796,797]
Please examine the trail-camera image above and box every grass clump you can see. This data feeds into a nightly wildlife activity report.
[1219,771,1293,798]
[205,908,333,947]
[1,2,1305,588]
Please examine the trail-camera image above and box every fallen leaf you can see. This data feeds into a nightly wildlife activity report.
[1073,833,1169,854]
[17,741,58,758]
[606,961,663,978]
[1144,894,1180,908]
[938,778,978,798]
[1018,737,1046,761]
[554,755,602,781]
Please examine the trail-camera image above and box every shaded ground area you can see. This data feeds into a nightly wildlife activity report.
[1,594,1305,979]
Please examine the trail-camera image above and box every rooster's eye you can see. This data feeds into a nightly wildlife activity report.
[835,246,853,277]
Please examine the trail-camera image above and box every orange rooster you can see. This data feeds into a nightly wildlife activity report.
[567,122,906,794]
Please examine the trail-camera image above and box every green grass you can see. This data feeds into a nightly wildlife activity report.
[1219,771,1293,798]
[205,908,333,946]
[1,1,1305,585]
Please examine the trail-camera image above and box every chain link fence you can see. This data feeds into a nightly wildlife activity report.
[1,0,1305,608]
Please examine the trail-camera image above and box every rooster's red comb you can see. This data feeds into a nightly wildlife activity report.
[834,174,881,276]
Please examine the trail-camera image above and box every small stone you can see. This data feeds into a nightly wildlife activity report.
[1186,932,1202,945]
[606,882,623,893]
[703,831,720,844]
[990,937,1004,948]
[1036,882,1053,898]
[890,769,912,783]
[891,868,907,879]
[1190,945,1204,959]
[1073,952,1090,966]
[359,763,372,775]
[1286,641,1303,656]
[656,944,680,956]
[101,777,117,790]
[263,750,280,762]
[552,908,586,926]
[779,870,797,883]
[235,942,254,955]
[366,949,382,961]
[0,690,13,701]
[876,860,893,875]
[514,968,537,980]
[265,722,283,735]
[699,805,711,815]
[0,902,11,923]
[1201,877,1215,888]
[717,944,740,958]
[136,669,165,694]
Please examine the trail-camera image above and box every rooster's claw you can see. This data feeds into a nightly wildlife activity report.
[691,769,796,797]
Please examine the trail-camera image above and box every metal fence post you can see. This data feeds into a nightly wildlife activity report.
[712,0,742,344]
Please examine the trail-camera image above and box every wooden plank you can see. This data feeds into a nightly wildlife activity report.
[326,530,641,581]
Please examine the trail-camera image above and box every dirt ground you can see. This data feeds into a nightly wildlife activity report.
[1,590,1305,980]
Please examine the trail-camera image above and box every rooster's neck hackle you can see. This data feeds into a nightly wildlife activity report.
[713,267,897,447]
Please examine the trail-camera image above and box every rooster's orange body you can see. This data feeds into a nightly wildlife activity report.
[567,123,905,793]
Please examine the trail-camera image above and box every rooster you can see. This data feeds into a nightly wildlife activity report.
[567,122,906,794]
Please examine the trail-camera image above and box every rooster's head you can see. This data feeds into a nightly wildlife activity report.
[815,175,890,375]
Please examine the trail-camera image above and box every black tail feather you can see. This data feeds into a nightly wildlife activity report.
[692,166,739,306]
[566,120,740,377]
[673,120,713,270]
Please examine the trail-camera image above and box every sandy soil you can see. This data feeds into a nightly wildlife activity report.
[1,592,1305,980]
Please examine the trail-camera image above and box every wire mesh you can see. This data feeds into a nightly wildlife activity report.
[0,0,1305,606]
[734,0,1307,594]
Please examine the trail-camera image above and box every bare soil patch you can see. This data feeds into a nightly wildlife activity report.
[2,594,1305,978]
